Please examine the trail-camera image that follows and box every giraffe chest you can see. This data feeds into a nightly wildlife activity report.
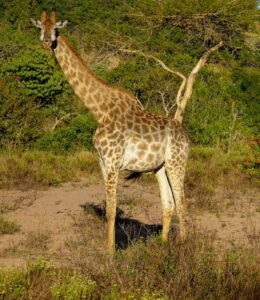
[121,131,168,172]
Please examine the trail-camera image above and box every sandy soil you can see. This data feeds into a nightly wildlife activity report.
[0,179,259,268]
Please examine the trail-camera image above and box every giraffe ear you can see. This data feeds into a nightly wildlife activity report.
[54,20,68,29]
[31,19,42,28]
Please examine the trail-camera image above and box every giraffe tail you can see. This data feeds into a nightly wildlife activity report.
[125,172,143,181]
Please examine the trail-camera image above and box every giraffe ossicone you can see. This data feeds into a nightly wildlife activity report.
[32,10,189,257]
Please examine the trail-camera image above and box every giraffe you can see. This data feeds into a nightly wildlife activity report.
[31,10,189,257]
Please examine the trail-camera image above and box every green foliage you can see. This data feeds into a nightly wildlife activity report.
[186,143,259,210]
[0,151,75,188]
[2,46,68,101]
[0,0,259,150]
[26,258,51,276]
[36,113,97,153]
[0,259,52,300]
[0,78,44,147]
[51,273,96,300]
[105,57,151,96]
[0,150,100,189]
[0,269,27,299]
[231,66,260,131]
[185,66,236,145]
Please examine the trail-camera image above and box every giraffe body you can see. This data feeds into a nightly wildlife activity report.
[32,11,189,257]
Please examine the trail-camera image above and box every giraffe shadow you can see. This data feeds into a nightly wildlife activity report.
[82,203,162,250]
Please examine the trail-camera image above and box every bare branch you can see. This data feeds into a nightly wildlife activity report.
[119,41,223,124]
[175,77,187,108]
[158,91,169,117]
[119,48,186,82]
[174,41,223,122]
[51,113,78,130]
[134,93,144,109]
[119,48,187,116]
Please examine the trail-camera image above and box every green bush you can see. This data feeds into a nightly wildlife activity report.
[0,78,44,147]
[35,114,97,153]
[0,269,27,299]
[2,46,68,102]
[231,66,260,131]
[51,274,96,300]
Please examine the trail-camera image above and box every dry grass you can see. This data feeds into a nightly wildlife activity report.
[0,228,259,300]
[0,198,21,214]
[0,143,258,194]
[185,145,258,212]
[0,216,20,235]
[24,231,51,252]
[0,150,100,189]
[0,191,39,214]
[63,210,107,270]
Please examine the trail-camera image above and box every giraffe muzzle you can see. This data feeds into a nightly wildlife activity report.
[42,40,52,49]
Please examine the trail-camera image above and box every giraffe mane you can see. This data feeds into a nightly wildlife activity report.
[58,35,140,104]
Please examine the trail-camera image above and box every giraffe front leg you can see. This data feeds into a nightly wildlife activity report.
[105,170,118,258]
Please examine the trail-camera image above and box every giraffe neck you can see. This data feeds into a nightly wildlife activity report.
[54,35,141,124]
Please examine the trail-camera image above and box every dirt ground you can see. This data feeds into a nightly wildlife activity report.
[0,178,259,268]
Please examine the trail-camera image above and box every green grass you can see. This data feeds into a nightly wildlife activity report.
[0,145,258,211]
[0,230,259,300]
[185,143,259,210]
[0,215,20,235]
[0,150,100,189]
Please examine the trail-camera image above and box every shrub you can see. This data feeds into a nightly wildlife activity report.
[0,269,27,299]
[35,114,97,153]
[0,78,44,147]
[51,274,96,300]
[1,46,68,102]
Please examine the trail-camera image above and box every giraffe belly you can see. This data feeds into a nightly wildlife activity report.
[121,141,166,172]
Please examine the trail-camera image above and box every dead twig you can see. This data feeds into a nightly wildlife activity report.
[120,41,223,123]
[51,113,78,130]
[174,41,223,122]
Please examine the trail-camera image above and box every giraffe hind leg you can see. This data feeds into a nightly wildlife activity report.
[165,132,189,240]
[155,166,174,241]
[165,162,187,240]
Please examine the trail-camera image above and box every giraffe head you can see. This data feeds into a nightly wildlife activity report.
[31,10,67,50]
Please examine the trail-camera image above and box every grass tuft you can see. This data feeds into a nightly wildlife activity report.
[0,215,20,235]
[24,231,51,251]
